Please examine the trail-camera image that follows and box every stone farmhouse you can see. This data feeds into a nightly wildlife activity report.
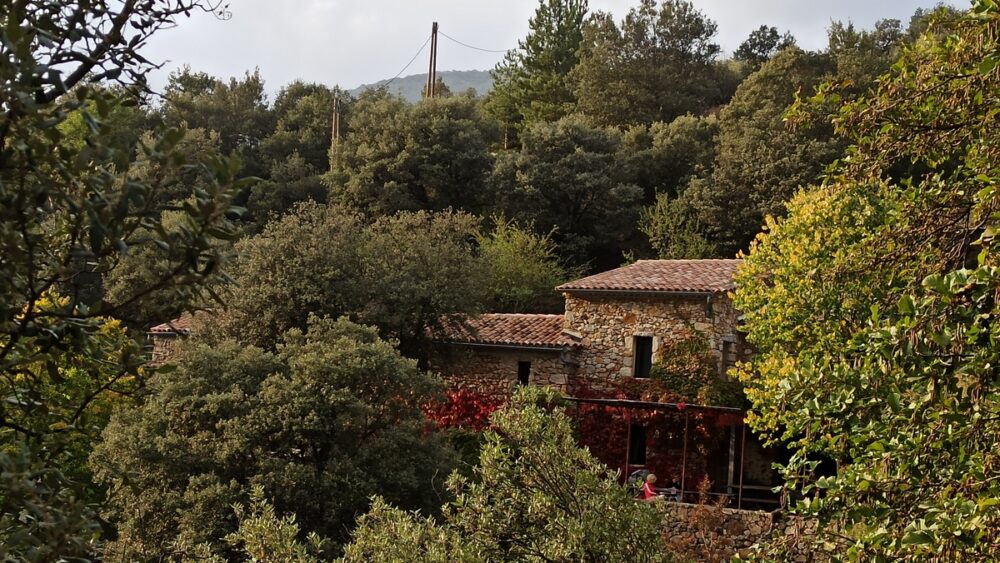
[149,260,747,389]
[431,259,746,396]
[148,259,780,507]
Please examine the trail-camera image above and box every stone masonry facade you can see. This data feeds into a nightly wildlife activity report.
[431,261,745,395]
[430,346,571,396]
[563,292,740,386]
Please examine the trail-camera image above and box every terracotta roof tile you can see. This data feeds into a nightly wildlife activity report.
[436,314,577,349]
[148,311,208,335]
[556,259,742,294]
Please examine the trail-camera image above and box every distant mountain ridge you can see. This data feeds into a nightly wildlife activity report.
[349,69,493,102]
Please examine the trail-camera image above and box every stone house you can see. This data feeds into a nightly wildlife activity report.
[147,311,204,365]
[433,260,781,507]
[149,260,747,395]
[433,259,746,396]
[146,260,777,504]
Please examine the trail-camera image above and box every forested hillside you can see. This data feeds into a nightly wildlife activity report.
[95,0,939,335]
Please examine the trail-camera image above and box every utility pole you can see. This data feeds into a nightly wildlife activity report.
[425,22,438,98]
[331,96,341,162]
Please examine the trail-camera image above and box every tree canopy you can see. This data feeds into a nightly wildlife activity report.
[92,316,456,559]
[491,115,643,267]
[0,0,244,556]
[735,4,1000,558]
[327,91,498,215]
[486,0,589,138]
[573,0,726,127]
[212,203,487,361]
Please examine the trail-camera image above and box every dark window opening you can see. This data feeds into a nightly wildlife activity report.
[721,340,735,376]
[628,423,647,465]
[633,336,653,378]
[517,361,531,386]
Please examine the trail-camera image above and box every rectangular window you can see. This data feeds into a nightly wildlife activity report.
[517,361,531,386]
[628,423,647,465]
[722,340,735,376]
[633,336,653,378]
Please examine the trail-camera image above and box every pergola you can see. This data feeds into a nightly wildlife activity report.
[564,396,779,510]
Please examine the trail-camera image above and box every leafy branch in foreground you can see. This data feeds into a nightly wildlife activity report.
[1,0,247,558]
[735,3,1000,559]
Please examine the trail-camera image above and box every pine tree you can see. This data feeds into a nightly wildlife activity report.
[486,0,588,140]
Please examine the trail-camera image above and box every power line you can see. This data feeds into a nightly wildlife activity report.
[384,34,433,86]
[438,30,509,54]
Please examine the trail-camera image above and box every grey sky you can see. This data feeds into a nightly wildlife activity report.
[142,0,950,94]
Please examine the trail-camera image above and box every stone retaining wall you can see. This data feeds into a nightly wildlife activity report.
[660,502,822,562]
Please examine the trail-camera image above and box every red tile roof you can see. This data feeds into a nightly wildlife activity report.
[148,311,208,335]
[436,314,578,349]
[556,259,742,294]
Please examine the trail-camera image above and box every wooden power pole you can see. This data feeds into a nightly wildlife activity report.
[426,22,438,98]
[331,96,341,141]
[331,96,341,162]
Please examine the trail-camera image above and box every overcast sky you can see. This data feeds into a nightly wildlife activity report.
[141,0,952,94]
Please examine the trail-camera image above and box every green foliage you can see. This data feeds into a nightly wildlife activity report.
[620,114,720,203]
[490,115,643,267]
[263,81,343,173]
[0,448,101,561]
[224,486,328,563]
[682,47,841,257]
[342,387,670,562]
[129,127,225,205]
[212,202,487,360]
[92,316,456,559]
[327,91,498,215]
[486,0,589,136]
[163,67,275,177]
[212,202,366,348]
[735,3,1000,559]
[245,82,343,223]
[640,193,716,259]
[0,0,242,557]
[0,303,143,487]
[648,335,743,407]
[477,216,576,313]
[734,25,796,69]
[360,210,489,360]
[573,0,725,127]
[246,152,329,226]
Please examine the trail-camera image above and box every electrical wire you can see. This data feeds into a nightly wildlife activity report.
[383,34,434,86]
[438,30,509,54]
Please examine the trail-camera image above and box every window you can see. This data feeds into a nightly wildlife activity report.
[633,336,653,378]
[721,340,735,376]
[628,423,647,465]
[517,361,531,386]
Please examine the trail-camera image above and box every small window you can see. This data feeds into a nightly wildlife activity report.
[517,361,531,386]
[633,336,653,378]
[722,340,735,375]
[628,423,647,465]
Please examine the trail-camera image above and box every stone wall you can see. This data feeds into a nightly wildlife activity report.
[430,345,572,395]
[149,333,182,366]
[562,292,740,385]
[660,503,822,562]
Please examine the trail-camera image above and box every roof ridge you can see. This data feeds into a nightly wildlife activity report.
[556,259,741,293]
[480,312,564,317]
